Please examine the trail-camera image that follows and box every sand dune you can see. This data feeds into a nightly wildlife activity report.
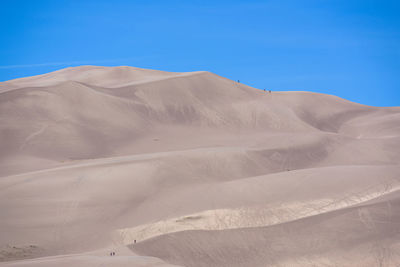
[0,66,399,266]
[131,191,400,267]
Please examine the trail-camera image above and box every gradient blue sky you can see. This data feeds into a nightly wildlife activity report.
[1,0,399,106]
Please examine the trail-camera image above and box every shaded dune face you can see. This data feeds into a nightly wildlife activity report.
[0,66,395,175]
[0,66,399,266]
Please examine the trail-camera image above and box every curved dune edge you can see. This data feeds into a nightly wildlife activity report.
[116,181,400,245]
[0,67,209,93]
[129,190,400,267]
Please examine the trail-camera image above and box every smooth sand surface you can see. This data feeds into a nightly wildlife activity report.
[1,66,399,266]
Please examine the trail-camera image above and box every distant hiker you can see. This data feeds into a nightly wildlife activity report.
[269,90,271,93]
[264,89,266,92]
[110,252,113,256]
[134,239,137,244]
[237,80,240,83]
[113,252,115,256]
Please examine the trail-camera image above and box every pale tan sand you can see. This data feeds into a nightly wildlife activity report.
[0,66,399,266]
[0,245,180,267]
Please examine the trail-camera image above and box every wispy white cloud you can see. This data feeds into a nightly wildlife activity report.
[0,57,145,69]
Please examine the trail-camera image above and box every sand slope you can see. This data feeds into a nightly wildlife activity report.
[0,66,399,266]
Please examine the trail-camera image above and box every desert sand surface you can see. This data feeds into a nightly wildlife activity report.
[0,66,399,266]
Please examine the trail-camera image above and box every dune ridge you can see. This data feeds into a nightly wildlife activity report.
[0,66,399,266]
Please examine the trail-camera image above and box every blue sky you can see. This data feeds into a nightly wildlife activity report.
[1,0,399,106]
